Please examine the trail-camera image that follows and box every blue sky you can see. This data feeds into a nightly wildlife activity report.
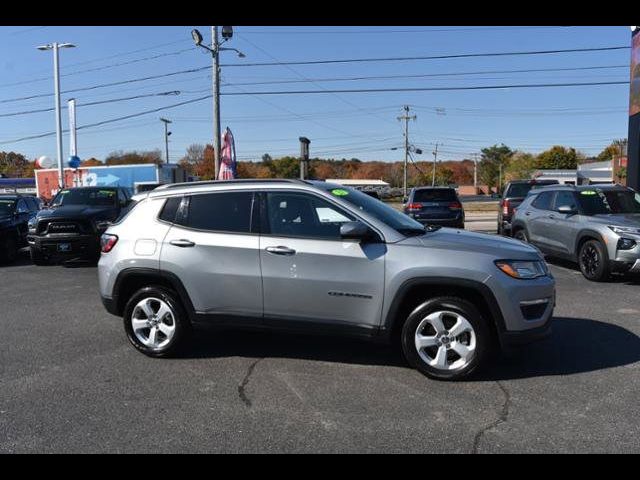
[0,25,633,163]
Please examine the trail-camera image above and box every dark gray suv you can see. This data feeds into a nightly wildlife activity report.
[512,184,640,281]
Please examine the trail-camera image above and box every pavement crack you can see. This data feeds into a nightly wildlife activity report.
[238,358,264,408]
[472,381,511,454]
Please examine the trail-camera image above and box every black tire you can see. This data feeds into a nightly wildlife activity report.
[400,297,491,381]
[578,239,610,282]
[123,286,191,358]
[30,247,49,266]
[513,228,529,243]
[1,235,18,264]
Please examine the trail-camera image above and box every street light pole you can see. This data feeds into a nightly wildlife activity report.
[212,26,221,180]
[37,42,75,190]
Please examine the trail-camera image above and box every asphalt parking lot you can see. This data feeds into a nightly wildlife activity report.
[1,252,639,453]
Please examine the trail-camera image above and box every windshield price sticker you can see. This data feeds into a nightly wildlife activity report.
[331,189,349,196]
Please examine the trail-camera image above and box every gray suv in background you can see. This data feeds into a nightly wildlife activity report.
[98,179,555,380]
[512,184,640,281]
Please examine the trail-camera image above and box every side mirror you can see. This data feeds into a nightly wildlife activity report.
[557,205,578,215]
[340,221,374,241]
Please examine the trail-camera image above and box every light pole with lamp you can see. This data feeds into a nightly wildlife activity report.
[191,27,246,180]
[36,42,76,190]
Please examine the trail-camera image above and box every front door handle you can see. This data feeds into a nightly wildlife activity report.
[265,246,296,256]
[170,239,196,248]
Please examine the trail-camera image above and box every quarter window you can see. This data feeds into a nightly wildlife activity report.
[184,192,254,233]
[266,192,355,239]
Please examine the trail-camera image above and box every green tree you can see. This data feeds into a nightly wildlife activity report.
[434,167,455,186]
[479,144,513,190]
[505,151,536,181]
[535,146,579,170]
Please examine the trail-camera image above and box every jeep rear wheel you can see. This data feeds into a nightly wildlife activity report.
[401,297,490,380]
[123,286,190,357]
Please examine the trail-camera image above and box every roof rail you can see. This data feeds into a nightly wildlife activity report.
[155,178,306,191]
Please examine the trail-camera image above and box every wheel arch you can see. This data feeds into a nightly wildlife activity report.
[382,277,505,343]
[575,229,607,259]
[112,268,196,322]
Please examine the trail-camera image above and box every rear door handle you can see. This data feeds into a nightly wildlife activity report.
[170,239,196,248]
[265,246,296,256]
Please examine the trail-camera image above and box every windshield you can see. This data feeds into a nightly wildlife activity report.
[51,189,117,207]
[321,184,426,235]
[0,198,16,215]
[577,189,640,215]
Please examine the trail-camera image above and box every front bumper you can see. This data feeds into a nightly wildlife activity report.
[27,233,100,260]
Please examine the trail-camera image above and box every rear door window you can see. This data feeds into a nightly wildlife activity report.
[553,191,577,211]
[184,191,254,233]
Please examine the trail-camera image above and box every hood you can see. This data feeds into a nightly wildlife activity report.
[37,204,118,221]
[401,227,541,260]
[588,213,640,228]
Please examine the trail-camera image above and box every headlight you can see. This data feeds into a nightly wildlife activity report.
[495,260,549,279]
[608,225,640,235]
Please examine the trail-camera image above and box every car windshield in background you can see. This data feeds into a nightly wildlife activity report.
[578,189,640,215]
[322,185,425,235]
[0,199,16,215]
[413,189,457,202]
[51,189,117,207]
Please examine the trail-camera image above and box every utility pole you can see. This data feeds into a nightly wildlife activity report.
[397,105,416,202]
[160,118,172,164]
[431,143,439,186]
[191,27,246,181]
[212,26,221,180]
[472,153,479,192]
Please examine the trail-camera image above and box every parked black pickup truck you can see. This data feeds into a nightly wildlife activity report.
[0,194,41,263]
[27,187,132,265]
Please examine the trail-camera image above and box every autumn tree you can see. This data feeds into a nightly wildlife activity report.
[82,158,103,167]
[0,151,29,177]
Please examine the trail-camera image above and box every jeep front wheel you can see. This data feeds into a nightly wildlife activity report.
[400,297,490,380]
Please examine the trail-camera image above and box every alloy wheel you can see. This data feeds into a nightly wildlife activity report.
[414,310,477,371]
[580,244,600,277]
[131,297,176,349]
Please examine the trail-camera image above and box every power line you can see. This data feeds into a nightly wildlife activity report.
[238,26,576,35]
[0,47,197,89]
[0,66,208,104]
[0,94,211,145]
[0,91,180,118]
[221,46,630,68]
[224,65,629,87]
[220,81,629,96]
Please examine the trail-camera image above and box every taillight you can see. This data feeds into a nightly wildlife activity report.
[406,202,422,212]
[101,234,118,253]
[449,201,462,210]
[502,199,510,216]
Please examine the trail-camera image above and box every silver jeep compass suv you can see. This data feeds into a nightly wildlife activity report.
[98,179,555,380]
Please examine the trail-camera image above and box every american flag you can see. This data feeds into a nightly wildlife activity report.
[218,127,237,180]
